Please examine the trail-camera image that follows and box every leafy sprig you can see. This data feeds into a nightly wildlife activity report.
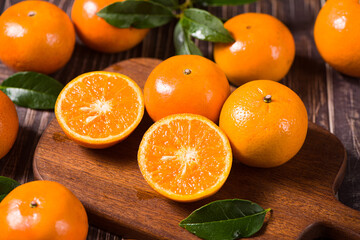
[97,0,256,55]
[0,72,64,110]
[180,199,271,240]
[0,176,20,202]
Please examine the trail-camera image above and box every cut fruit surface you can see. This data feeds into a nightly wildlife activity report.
[138,114,232,202]
[55,71,144,148]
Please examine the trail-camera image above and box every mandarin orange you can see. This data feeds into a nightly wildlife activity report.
[138,113,232,202]
[55,71,144,149]
[0,91,18,159]
[0,180,88,240]
[71,0,149,53]
[314,0,360,77]
[0,1,75,74]
[214,13,295,86]
[144,55,230,123]
[219,80,308,168]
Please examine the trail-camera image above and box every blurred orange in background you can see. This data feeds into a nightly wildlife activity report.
[71,0,149,53]
[314,0,360,77]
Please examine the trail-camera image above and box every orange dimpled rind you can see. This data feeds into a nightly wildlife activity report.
[214,13,295,86]
[219,80,308,168]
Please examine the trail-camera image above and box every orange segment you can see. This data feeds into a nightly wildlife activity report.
[55,71,144,148]
[138,114,232,202]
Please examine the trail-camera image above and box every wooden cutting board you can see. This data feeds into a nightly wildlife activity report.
[33,58,360,240]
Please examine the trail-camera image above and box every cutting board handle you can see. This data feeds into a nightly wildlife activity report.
[298,198,360,239]
[299,221,360,239]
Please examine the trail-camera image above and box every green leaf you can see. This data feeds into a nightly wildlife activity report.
[0,176,20,202]
[193,0,258,6]
[150,0,178,8]
[174,20,203,56]
[97,0,175,29]
[0,72,64,110]
[180,8,234,43]
[179,199,271,240]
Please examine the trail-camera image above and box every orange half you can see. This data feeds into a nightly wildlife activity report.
[55,71,144,149]
[138,113,232,202]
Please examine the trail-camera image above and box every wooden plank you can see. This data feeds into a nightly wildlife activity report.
[331,69,360,210]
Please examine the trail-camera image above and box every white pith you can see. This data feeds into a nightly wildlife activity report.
[160,147,199,177]
[80,98,112,124]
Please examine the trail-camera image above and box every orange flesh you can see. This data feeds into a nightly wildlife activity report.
[139,116,231,196]
[59,73,142,139]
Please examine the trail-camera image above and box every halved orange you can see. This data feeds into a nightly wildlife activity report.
[55,71,144,149]
[138,113,232,202]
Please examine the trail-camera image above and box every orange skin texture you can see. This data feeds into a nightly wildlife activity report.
[0,91,18,159]
[219,80,308,168]
[0,181,88,240]
[144,55,230,123]
[71,0,149,53]
[0,1,75,74]
[314,0,360,77]
[214,13,295,86]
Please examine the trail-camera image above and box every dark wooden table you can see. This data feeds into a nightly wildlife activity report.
[1,0,359,239]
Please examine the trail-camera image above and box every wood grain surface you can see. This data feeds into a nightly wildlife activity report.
[33,58,360,240]
[1,0,360,240]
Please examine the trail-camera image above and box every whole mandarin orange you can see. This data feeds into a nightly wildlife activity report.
[219,80,308,168]
[0,180,88,240]
[314,0,360,77]
[71,0,149,53]
[144,55,230,123]
[0,1,75,74]
[214,13,295,86]
[0,91,18,159]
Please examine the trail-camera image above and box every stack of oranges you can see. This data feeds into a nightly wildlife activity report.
[0,0,357,77]
[2,0,358,237]
[52,11,308,202]
[0,1,309,202]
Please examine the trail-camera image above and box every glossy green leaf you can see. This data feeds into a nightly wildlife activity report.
[174,21,203,56]
[150,0,178,8]
[0,72,64,110]
[193,0,258,6]
[180,199,271,240]
[97,0,175,29]
[180,8,234,43]
[0,176,20,202]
